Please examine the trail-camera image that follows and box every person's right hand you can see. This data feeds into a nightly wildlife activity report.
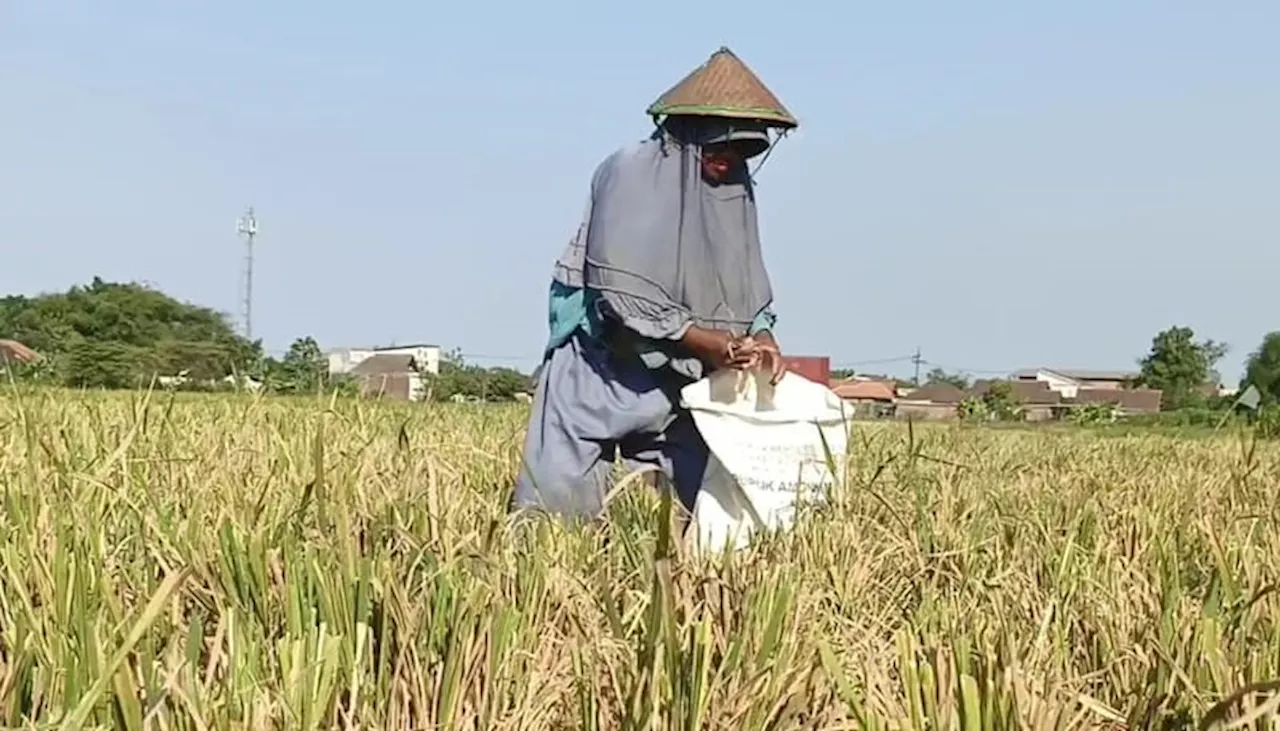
[680,326,756,372]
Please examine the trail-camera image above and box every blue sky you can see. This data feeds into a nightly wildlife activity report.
[2,2,1276,382]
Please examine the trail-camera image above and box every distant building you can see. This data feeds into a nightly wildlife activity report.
[1012,368,1138,397]
[890,373,1162,422]
[348,353,426,402]
[1008,367,1161,416]
[895,383,969,421]
[831,379,896,403]
[831,378,896,418]
[327,343,441,378]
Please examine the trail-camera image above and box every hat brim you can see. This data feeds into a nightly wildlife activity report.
[650,105,797,130]
[702,127,772,159]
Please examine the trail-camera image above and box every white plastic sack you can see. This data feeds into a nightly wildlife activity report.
[680,369,851,552]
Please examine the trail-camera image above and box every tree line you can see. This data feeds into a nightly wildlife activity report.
[835,324,1280,418]
[8,279,1280,413]
[0,278,531,402]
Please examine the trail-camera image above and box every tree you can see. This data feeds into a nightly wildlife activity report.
[1136,326,1228,410]
[981,380,1022,421]
[959,380,1021,422]
[484,367,531,401]
[276,337,326,393]
[255,336,361,396]
[424,349,475,401]
[0,278,256,389]
[1242,332,1280,407]
[65,340,158,389]
[925,367,969,390]
[422,349,530,402]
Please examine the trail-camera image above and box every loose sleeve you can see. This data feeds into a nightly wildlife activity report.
[596,290,692,341]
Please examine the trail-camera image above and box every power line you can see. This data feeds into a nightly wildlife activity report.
[829,354,917,369]
[829,353,1024,380]
[918,359,1017,376]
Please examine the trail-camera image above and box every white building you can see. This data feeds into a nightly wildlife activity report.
[327,343,441,377]
[1011,368,1138,399]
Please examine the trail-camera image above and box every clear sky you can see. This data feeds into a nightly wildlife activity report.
[2,2,1276,382]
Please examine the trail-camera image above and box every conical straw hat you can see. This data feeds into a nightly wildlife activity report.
[647,47,797,130]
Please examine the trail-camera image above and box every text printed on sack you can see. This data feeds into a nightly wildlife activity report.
[727,441,834,496]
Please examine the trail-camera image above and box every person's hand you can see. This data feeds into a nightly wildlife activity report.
[739,331,787,385]
[680,326,756,372]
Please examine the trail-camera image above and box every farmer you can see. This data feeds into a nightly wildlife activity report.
[512,47,798,520]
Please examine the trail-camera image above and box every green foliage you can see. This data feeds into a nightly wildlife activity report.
[1069,402,1118,425]
[1241,331,1280,407]
[956,396,989,423]
[1254,405,1280,439]
[260,337,326,394]
[244,336,360,397]
[1130,401,1280,442]
[424,348,532,402]
[1119,404,1235,432]
[1136,326,1227,411]
[1,355,57,384]
[959,381,1022,423]
[0,277,256,389]
[981,380,1022,421]
[65,341,160,389]
[924,367,969,390]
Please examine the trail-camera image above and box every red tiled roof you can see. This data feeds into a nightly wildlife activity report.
[832,380,896,402]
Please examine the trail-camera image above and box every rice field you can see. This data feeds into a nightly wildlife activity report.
[1,387,1278,729]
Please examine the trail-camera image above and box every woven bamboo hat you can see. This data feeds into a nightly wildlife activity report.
[647,47,797,130]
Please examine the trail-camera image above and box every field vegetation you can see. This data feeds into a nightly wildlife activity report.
[1,388,1279,729]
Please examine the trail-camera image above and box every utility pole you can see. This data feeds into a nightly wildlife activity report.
[236,207,259,341]
[912,346,923,385]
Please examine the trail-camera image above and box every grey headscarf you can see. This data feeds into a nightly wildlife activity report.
[552,118,775,380]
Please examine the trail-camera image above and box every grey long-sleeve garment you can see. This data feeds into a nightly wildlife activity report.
[514,121,777,519]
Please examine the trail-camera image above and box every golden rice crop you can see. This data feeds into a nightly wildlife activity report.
[0,387,1278,729]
